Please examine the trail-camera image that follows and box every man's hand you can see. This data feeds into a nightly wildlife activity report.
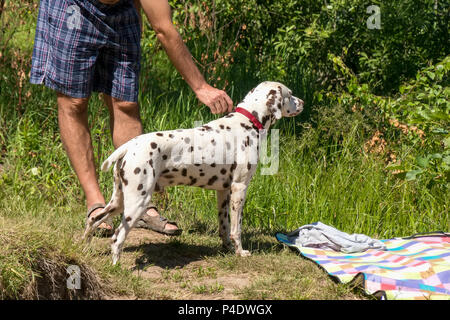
[195,83,234,114]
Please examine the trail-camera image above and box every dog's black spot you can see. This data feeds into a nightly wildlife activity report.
[189,146,194,152]
[169,133,174,138]
[202,125,213,131]
[156,132,163,137]
[262,115,271,126]
[143,169,147,174]
[181,168,187,176]
[211,163,216,167]
[141,191,146,196]
[223,182,230,188]
[162,154,168,160]
[149,159,153,167]
[211,139,216,145]
[119,169,128,186]
[240,123,252,130]
[151,142,157,149]
[185,137,190,143]
[134,167,141,174]
[207,176,218,185]
[219,124,224,129]
[189,178,197,185]
[230,161,237,172]
[137,184,143,191]
[220,168,227,175]
[125,216,132,222]
[164,175,174,179]
[247,163,251,170]
[200,172,205,176]
[221,200,227,208]
[226,126,231,130]
[162,169,170,174]
[244,136,250,147]
[149,152,153,156]
[195,163,201,166]
[172,168,179,172]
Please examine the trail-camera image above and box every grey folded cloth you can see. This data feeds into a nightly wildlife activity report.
[286,222,386,253]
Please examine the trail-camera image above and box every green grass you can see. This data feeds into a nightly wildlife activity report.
[0,1,448,299]
[0,83,448,299]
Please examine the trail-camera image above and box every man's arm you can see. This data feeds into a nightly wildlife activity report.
[137,0,233,114]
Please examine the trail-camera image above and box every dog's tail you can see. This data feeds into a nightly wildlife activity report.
[101,143,129,172]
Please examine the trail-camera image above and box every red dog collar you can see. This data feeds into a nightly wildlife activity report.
[235,107,264,130]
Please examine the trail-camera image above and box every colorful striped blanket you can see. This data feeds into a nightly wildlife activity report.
[276,232,450,300]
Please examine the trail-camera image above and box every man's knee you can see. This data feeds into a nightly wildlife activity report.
[57,93,90,116]
[113,98,139,117]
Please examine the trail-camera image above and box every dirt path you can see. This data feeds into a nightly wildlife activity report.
[96,228,365,300]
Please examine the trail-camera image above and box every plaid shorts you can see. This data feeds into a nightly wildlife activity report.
[30,0,141,102]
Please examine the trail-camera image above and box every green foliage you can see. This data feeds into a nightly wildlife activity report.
[386,56,450,183]
[0,0,448,235]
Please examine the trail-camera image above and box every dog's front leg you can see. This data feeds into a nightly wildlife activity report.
[229,182,251,257]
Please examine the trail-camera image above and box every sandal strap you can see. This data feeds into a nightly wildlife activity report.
[87,203,106,217]
[147,206,173,224]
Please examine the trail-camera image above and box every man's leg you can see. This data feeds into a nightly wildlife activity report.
[57,93,111,231]
[103,94,179,233]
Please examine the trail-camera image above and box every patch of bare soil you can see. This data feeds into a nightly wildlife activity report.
[99,228,365,300]
[116,229,251,299]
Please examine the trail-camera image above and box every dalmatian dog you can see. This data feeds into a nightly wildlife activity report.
[83,81,304,264]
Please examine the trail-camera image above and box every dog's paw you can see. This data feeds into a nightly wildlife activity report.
[237,250,251,257]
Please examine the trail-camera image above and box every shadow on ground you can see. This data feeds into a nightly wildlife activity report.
[122,226,281,271]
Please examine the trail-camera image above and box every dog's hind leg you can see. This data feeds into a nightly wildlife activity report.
[217,189,232,251]
[110,180,154,265]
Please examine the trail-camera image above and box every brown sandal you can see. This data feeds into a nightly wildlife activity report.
[136,207,182,236]
[86,203,114,238]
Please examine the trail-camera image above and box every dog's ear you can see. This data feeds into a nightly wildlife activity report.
[266,88,283,120]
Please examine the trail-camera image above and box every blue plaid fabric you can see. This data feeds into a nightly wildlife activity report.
[30,0,141,102]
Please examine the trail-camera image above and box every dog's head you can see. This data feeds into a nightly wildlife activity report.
[239,81,304,128]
